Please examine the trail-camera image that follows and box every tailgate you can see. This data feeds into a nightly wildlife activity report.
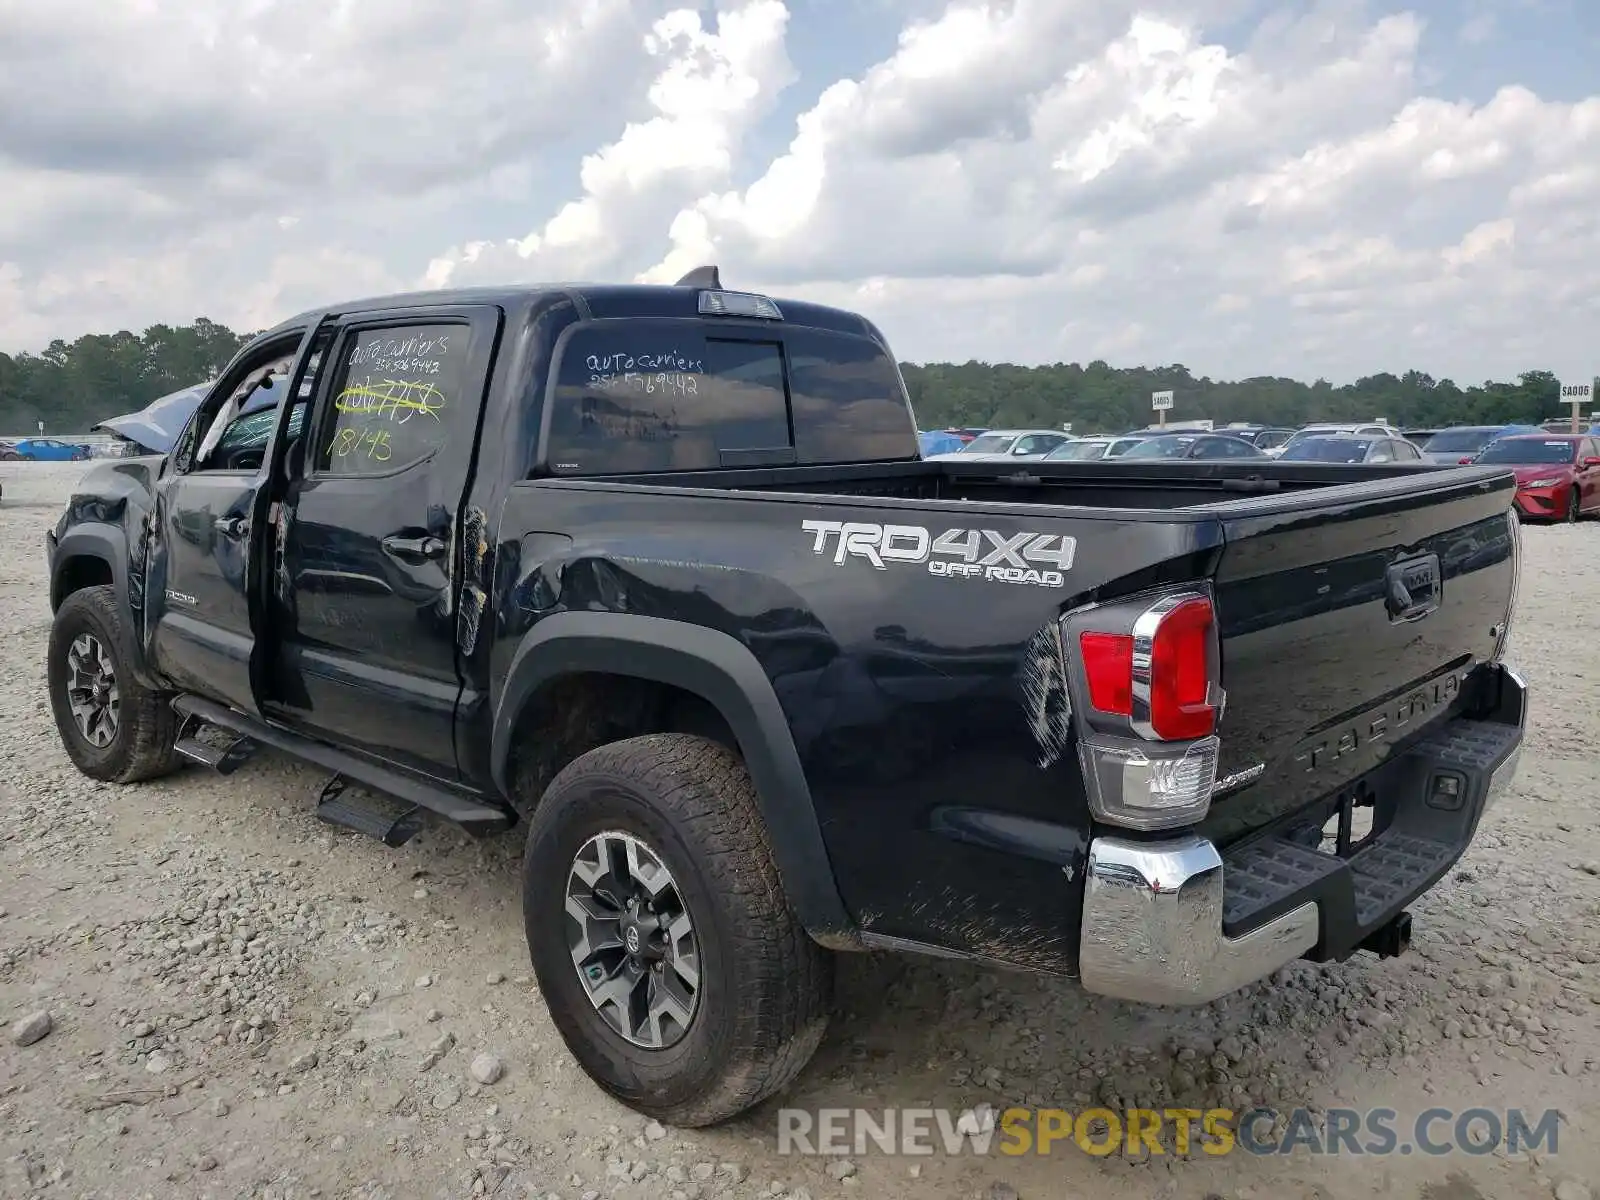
[1198,468,1518,845]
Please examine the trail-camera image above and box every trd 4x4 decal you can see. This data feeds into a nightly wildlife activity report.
[801,520,1075,587]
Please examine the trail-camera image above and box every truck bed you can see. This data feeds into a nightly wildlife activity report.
[520,456,1518,855]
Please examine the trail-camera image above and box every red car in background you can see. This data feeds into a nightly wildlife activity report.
[1473,434,1600,522]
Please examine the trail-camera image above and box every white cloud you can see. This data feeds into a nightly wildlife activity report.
[635,0,1600,380]
[426,0,795,287]
[0,0,679,345]
[2,0,1598,385]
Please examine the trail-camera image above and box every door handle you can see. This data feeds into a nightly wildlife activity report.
[213,516,247,538]
[381,534,446,563]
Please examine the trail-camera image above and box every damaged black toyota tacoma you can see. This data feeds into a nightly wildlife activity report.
[46,268,1525,1126]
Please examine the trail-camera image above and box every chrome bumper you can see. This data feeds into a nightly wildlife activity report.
[1078,836,1320,1006]
[1078,692,1525,1007]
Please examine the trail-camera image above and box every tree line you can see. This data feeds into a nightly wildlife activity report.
[0,319,1586,436]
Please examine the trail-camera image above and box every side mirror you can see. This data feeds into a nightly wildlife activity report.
[284,436,307,482]
[1584,457,1600,468]
[1458,456,1475,464]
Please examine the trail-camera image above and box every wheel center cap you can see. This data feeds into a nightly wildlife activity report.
[624,925,642,955]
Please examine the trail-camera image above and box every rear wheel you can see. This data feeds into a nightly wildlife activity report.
[47,586,183,783]
[521,733,833,1126]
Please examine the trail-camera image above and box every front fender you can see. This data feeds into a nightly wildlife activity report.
[491,611,856,946]
[49,523,163,689]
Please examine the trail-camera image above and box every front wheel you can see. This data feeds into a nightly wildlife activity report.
[1567,488,1582,523]
[522,734,833,1127]
[47,586,184,783]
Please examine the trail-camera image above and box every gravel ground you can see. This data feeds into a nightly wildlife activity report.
[3,460,1599,1200]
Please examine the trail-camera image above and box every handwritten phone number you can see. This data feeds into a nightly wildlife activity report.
[589,371,699,396]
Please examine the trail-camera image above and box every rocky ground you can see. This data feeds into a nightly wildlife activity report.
[3,459,1598,1200]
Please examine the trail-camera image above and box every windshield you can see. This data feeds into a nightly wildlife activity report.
[1121,436,1194,459]
[1106,438,1145,456]
[1475,438,1578,465]
[1425,429,1500,453]
[960,434,1015,454]
[1280,437,1372,463]
[1044,440,1109,460]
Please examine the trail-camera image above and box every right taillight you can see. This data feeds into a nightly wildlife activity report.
[1143,596,1219,740]
[1061,588,1226,831]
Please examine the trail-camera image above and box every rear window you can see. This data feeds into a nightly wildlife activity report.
[1121,436,1195,458]
[1425,429,1498,452]
[1280,437,1371,463]
[1476,438,1578,465]
[545,322,914,473]
[1044,440,1110,460]
[960,434,1016,454]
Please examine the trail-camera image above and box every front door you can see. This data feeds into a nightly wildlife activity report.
[144,328,322,713]
[267,306,501,781]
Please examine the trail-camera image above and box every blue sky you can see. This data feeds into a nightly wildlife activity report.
[1,0,1597,384]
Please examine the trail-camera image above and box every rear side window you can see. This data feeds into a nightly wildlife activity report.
[545,321,917,473]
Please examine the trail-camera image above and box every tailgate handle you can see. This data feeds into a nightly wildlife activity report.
[1385,554,1442,623]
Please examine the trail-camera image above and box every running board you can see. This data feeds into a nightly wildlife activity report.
[168,695,514,838]
[173,711,260,775]
[315,774,425,847]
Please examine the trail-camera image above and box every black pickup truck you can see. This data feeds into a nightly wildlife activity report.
[46,269,1525,1126]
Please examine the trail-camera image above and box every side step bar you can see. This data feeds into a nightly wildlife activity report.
[169,694,514,839]
[315,774,426,847]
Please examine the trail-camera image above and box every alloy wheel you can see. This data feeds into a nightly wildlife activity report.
[65,633,120,748]
[564,830,701,1049]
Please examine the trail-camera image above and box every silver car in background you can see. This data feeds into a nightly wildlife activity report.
[926,428,1075,462]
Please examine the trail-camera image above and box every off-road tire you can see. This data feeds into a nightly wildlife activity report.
[522,733,833,1126]
[47,585,184,783]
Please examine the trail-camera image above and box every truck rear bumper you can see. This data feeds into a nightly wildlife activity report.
[1078,665,1526,1006]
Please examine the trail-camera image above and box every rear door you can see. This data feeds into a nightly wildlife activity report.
[266,305,501,780]
[1199,470,1518,844]
[144,327,324,713]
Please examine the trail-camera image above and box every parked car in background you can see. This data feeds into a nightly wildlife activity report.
[1118,432,1269,460]
[917,430,967,457]
[1042,435,1149,461]
[6,437,93,461]
[941,426,989,443]
[1277,423,1399,458]
[1277,434,1424,464]
[1218,425,1297,453]
[1404,427,1442,448]
[1473,434,1600,522]
[1417,425,1543,465]
[927,428,1074,461]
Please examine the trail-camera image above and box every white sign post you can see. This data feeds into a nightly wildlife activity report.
[1560,379,1593,433]
[1152,390,1174,427]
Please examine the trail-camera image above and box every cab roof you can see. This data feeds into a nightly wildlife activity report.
[260,270,879,344]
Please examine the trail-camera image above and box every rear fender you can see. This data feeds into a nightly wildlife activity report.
[490,611,857,946]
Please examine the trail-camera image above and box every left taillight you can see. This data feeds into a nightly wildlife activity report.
[1062,588,1224,831]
